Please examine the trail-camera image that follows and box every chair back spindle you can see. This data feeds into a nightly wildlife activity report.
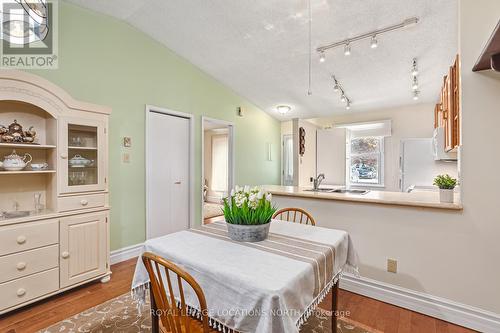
[272,207,316,226]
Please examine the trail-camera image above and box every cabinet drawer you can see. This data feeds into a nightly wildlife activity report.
[0,245,59,283]
[58,193,105,212]
[0,219,58,256]
[0,268,58,311]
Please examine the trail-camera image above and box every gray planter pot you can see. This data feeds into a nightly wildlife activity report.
[226,222,271,242]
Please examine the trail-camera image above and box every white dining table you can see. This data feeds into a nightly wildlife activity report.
[131,220,358,333]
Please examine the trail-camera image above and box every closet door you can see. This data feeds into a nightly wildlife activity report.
[147,110,190,239]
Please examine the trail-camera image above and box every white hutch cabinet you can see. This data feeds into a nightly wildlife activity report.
[0,71,111,314]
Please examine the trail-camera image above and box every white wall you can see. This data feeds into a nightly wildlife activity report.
[276,0,500,316]
[309,104,458,191]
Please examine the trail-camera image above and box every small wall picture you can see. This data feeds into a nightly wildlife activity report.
[123,137,132,147]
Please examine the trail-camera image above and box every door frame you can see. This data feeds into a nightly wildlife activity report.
[145,105,194,239]
[201,116,235,223]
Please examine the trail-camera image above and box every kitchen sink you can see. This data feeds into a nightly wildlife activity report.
[2,210,30,219]
[304,188,336,192]
[331,189,369,195]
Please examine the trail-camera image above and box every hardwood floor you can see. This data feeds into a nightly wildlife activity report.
[0,258,475,333]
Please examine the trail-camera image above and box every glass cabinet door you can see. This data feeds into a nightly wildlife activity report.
[60,118,106,193]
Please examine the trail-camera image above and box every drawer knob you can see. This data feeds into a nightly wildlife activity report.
[61,154,68,159]
[61,251,70,259]
[17,288,26,297]
[80,199,89,206]
[16,262,26,271]
[16,235,26,244]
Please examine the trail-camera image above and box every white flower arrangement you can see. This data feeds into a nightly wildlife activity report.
[222,186,276,225]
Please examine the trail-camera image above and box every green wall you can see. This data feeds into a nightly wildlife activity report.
[31,2,281,250]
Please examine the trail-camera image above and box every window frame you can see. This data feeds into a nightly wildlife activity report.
[346,134,385,188]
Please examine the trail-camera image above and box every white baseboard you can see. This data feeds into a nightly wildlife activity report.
[340,274,500,333]
[110,243,143,265]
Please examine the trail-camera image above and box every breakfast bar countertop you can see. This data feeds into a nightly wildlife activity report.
[263,185,463,210]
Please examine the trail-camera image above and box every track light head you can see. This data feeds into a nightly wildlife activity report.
[340,94,347,103]
[412,77,419,90]
[319,52,326,63]
[413,91,420,100]
[411,58,419,76]
[346,101,351,110]
[370,35,378,49]
[333,84,339,92]
[344,43,351,56]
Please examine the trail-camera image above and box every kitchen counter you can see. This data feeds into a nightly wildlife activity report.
[263,185,463,210]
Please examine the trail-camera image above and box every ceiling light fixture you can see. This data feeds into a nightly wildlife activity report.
[411,58,419,76]
[316,17,418,59]
[319,52,326,63]
[344,43,351,56]
[412,76,419,90]
[331,75,352,110]
[276,105,292,114]
[411,58,420,100]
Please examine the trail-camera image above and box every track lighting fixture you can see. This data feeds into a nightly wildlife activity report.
[331,75,352,110]
[411,58,419,76]
[316,17,418,60]
[412,76,419,90]
[344,43,351,56]
[319,52,326,63]
[413,91,420,100]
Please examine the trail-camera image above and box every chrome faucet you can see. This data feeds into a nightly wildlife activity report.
[12,201,19,211]
[312,173,325,190]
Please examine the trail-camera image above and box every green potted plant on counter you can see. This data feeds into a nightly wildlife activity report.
[223,186,276,242]
[433,174,458,203]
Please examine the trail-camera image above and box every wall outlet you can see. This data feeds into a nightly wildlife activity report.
[387,258,397,273]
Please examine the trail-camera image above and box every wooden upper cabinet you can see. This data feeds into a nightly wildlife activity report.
[435,55,460,152]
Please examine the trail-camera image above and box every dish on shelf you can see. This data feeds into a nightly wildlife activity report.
[31,162,49,170]
[2,150,32,171]
[68,154,93,167]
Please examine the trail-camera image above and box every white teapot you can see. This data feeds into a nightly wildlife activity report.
[3,150,32,171]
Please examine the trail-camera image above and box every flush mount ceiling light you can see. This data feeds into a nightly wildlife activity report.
[317,17,418,61]
[331,76,352,110]
[276,105,292,114]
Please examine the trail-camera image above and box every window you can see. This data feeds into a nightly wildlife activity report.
[211,135,228,192]
[348,136,384,186]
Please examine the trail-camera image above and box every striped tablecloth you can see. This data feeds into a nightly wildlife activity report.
[132,220,358,333]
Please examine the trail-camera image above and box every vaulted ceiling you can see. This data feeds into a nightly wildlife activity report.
[67,0,458,120]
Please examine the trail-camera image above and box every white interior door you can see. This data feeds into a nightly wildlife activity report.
[147,110,190,239]
[316,128,347,185]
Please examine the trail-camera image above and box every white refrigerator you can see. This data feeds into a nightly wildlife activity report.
[399,138,458,192]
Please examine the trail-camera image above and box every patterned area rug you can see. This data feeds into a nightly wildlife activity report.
[39,292,379,333]
[203,202,224,219]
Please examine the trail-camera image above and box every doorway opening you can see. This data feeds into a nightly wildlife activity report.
[201,117,234,224]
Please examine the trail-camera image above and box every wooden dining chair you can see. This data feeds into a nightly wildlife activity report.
[142,252,214,333]
[272,207,316,226]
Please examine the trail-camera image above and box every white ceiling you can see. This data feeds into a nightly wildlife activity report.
[67,0,458,120]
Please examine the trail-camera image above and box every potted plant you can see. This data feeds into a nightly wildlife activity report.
[433,174,458,203]
[222,186,276,242]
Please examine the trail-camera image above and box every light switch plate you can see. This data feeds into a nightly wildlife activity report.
[123,153,130,163]
[387,258,397,273]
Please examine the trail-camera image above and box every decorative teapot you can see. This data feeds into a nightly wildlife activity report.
[3,150,32,171]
